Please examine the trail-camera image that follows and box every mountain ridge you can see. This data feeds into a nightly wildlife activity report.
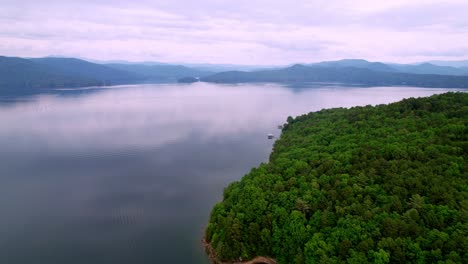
[0,56,210,94]
[201,64,468,88]
[2,56,468,95]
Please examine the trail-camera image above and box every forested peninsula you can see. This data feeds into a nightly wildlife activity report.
[205,92,467,263]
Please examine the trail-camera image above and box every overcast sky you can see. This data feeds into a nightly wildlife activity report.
[1,0,468,65]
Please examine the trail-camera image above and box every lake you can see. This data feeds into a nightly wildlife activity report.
[0,83,461,264]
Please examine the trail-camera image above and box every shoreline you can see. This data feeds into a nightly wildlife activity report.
[202,237,276,264]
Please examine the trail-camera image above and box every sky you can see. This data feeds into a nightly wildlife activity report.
[1,0,468,65]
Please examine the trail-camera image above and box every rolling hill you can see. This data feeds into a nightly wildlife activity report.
[0,56,102,94]
[30,57,143,85]
[201,64,468,88]
[309,59,468,76]
[0,56,212,95]
[310,59,397,72]
[105,63,211,82]
[390,63,468,76]
[2,56,468,95]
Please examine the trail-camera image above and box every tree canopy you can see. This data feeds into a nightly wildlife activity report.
[206,92,468,263]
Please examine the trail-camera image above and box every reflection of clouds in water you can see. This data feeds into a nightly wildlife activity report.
[0,83,456,152]
[0,84,277,152]
[0,83,461,264]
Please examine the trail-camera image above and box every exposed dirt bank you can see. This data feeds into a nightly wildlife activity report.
[202,237,276,264]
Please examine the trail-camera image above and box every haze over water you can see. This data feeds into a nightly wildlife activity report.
[0,83,460,264]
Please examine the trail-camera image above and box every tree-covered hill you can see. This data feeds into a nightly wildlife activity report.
[390,63,468,76]
[201,64,468,88]
[0,56,102,94]
[310,59,397,73]
[105,63,212,82]
[206,92,468,264]
[307,59,468,76]
[30,57,143,84]
[0,56,210,95]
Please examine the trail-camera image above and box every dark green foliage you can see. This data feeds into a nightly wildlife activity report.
[206,93,468,263]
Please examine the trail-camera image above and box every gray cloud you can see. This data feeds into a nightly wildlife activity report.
[0,0,467,64]
[394,47,468,58]
[362,2,468,32]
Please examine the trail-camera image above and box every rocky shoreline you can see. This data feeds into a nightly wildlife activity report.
[202,237,276,264]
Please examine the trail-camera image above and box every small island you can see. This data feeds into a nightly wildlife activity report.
[205,92,467,263]
[178,76,200,83]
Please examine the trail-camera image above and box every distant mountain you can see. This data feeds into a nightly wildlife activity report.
[0,56,102,94]
[3,56,468,95]
[90,60,277,72]
[201,64,468,88]
[390,63,468,76]
[310,59,397,72]
[88,59,170,66]
[426,60,468,68]
[105,63,211,82]
[30,57,143,84]
[309,59,468,76]
[180,63,278,72]
[0,56,214,95]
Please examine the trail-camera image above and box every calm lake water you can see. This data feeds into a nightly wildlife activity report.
[0,83,461,264]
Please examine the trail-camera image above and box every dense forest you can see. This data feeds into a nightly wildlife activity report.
[206,92,468,263]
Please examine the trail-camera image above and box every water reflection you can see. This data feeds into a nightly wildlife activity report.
[0,83,460,264]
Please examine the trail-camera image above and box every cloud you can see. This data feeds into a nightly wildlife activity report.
[0,0,467,64]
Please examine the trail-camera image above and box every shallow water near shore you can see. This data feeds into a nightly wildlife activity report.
[0,83,462,264]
